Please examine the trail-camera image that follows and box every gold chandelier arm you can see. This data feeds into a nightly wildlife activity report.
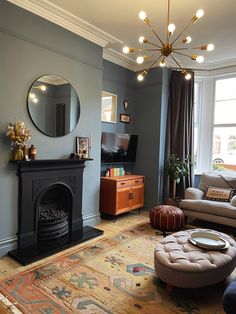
[130,48,161,52]
[171,20,194,46]
[173,51,192,58]
[167,0,171,43]
[173,47,189,51]
[170,54,183,70]
[148,54,163,70]
[147,41,162,48]
[145,20,164,45]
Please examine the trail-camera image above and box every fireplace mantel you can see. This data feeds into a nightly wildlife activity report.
[9,158,103,265]
[10,158,93,172]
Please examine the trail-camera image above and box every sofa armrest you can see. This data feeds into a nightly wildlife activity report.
[230,195,236,207]
[184,187,204,200]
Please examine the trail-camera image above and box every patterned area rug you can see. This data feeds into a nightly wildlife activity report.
[0,223,232,313]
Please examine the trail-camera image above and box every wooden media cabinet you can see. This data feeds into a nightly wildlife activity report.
[100,175,144,221]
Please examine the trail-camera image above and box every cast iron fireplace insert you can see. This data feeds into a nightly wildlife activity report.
[9,159,103,265]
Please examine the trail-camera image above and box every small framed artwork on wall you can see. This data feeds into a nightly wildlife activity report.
[76,137,89,158]
[120,113,130,124]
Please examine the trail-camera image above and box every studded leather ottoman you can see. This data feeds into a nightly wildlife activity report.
[154,229,236,288]
[149,205,184,231]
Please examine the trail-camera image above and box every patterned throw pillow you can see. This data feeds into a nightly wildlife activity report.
[204,186,235,202]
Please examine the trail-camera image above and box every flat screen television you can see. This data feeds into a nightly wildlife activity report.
[101,132,138,163]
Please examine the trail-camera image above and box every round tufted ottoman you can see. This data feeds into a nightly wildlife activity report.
[154,229,236,288]
[149,205,184,231]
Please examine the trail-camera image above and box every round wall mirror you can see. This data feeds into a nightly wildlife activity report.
[27,75,80,137]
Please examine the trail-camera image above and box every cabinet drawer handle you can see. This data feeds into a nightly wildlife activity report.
[129,192,133,199]
[120,182,125,185]
[135,180,139,183]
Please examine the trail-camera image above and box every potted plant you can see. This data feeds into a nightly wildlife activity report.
[166,154,191,200]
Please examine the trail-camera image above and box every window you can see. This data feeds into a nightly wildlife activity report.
[212,77,236,173]
[228,135,236,153]
[194,74,236,174]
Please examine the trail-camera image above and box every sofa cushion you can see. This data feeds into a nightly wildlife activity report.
[199,173,236,191]
[204,186,235,202]
[180,199,236,219]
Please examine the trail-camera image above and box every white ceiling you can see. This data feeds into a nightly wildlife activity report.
[8,0,236,72]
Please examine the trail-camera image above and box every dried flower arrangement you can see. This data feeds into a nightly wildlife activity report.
[6,121,31,160]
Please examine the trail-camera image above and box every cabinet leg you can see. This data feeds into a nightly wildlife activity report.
[138,208,141,214]
[113,216,116,223]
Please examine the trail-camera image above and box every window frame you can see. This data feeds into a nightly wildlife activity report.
[194,72,236,174]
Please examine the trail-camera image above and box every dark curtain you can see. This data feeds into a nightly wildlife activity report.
[163,70,194,200]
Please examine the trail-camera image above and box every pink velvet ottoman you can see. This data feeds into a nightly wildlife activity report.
[154,229,236,288]
[149,205,184,231]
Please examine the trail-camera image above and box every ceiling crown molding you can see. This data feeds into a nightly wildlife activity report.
[103,48,137,71]
[7,0,123,47]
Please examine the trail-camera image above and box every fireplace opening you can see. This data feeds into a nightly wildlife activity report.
[37,184,72,244]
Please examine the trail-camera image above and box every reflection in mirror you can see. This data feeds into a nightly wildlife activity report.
[101,91,117,123]
[27,75,80,137]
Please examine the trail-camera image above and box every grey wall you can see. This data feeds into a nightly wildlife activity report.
[0,1,170,257]
[0,1,103,256]
[134,68,169,207]
[102,61,170,207]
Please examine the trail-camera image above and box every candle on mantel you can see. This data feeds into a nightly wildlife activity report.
[90,128,92,152]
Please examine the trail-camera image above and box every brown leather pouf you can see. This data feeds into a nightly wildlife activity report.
[149,205,184,231]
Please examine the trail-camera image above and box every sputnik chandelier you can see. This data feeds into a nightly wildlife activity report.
[123,0,214,81]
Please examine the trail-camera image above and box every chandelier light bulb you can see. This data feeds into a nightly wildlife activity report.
[123,46,130,54]
[137,73,144,81]
[33,97,38,103]
[196,55,204,63]
[185,73,192,80]
[196,9,204,19]
[136,56,144,64]
[139,36,145,43]
[182,36,192,44]
[137,71,147,81]
[139,11,147,21]
[168,23,176,33]
[207,43,215,51]
[160,59,166,67]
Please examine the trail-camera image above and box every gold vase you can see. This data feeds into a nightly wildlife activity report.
[14,145,24,160]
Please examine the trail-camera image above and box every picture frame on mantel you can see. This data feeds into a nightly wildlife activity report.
[120,113,130,124]
[76,137,89,159]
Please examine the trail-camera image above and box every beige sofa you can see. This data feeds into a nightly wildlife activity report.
[180,172,236,228]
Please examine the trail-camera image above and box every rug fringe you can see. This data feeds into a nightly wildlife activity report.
[0,292,22,314]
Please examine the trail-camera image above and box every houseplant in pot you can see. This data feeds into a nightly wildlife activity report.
[166,154,191,201]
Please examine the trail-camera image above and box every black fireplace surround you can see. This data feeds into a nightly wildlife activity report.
[9,159,103,265]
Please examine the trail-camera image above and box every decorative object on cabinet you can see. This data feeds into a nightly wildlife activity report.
[101,91,117,123]
[100,175,144,222]
[120,113,130,124]
[6,120,31,161]
[123,99,128,110]
[76,137,89,159]
[27,75,80,137]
